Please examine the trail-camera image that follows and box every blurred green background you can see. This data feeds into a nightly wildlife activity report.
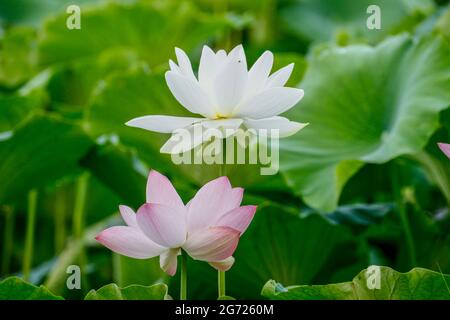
[0,0,449,299]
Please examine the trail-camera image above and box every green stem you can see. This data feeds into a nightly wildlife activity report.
[23,189,38,281]
[391,165,417,267]
[112,254,123,287]
[73,172,89,239]
[180,250,187,300]
[251,0,276,45]
[2,206,15,275]
[218,271,226,297]
[218,142,227,298]
[54,194,66,254]
[72,172,90,292]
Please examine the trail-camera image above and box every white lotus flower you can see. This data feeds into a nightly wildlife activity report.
[126,44,307,154]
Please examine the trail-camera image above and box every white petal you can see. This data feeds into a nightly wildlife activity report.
[126,115,203,133]
[244,51,273,98]
[165,71,214,117]
[216,49,227,65]
[201,118,243,129]
[198,45,217,87]
[175,47,196,81]
[266,63,294,88]
[244,116,308,137]
[202,118,243,140]
[212,45,248,116]
[235,87,304,119]
[169,59,181,74]
[227,44,247,70]
[160,123,205,154]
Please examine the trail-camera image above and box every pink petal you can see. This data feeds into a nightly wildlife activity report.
[184,226,240,262]
[160,248,180,276]
[209,256,235,272]
[438,143,450,159]
[187,176,232,233]
[215,205,257,234]
[136,203,186,248]
[95,226,165,259]
[222,187,244,214]
[119,205,137,228]
[146,170,184,210]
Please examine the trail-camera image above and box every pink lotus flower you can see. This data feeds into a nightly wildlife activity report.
[95,170,256,276]
[438,143,450,159]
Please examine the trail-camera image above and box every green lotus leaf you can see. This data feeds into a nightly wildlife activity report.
[0,113,92,203]
[281,0,434,44]
[0,89,45,132]
[38,1,229,67]
[0,0,105,26]
[85,283,168,300]
[437,6,450,41]
[0,27,38,87]
[0,276,63,300]
[262,266,450,299]
[281,34,450,212]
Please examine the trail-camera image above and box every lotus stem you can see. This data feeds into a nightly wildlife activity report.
[1,205,15,275]
[54,194,66,254]
[112,254,123,287]
[23,189,38,281]
[218,142,227,298]
[218,270,226,297]
[73,171,90,292]
[180,250,188,300]
[73,172,89,239]
[391,165,417,267]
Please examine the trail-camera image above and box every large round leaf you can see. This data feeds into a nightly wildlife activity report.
[0,277,62,300]
[46,49,141,111]
[262,266,450,299]
[0,89,45,132]
[0,0,105,26]
[281,34,450,212]
[0,27,38,87]
[280,0,434,44]
[0,113,92,203]
[38,1,229,66]
[437,6,450,42]
[85,283,168,300]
